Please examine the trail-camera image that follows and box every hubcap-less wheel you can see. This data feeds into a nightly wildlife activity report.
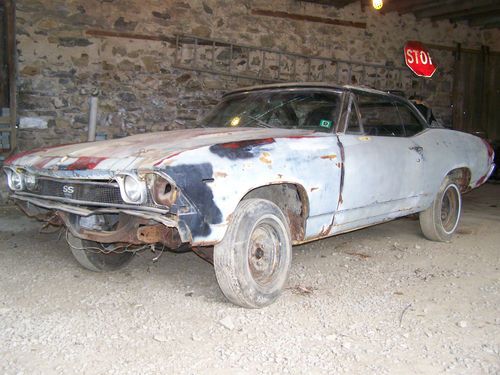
[214,199,292,308]
[248,220,284,287]
[440,184,460,234]
[420,178,462,242]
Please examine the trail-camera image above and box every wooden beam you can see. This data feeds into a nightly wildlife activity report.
[5,0,16,153]
[414,0,497,19]
[433,4,500,21]
[381,0,436,15]
[251,9,366,29]
[86,29,175,43]
[299,0,358,7]
[0,5,7,108]
[469,15,500,27]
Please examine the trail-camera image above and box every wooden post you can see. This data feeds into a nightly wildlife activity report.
[5,0,16,152]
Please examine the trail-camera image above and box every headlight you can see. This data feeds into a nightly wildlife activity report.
[116,173,146,204]
[25,173,38,191]
[123,175,143,202]
[6,169,24,191]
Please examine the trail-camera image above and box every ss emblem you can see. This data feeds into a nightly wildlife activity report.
[62,185,75,194]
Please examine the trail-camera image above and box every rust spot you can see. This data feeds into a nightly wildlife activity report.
[475,174,487,187]
[214,171,228,178]
[336,162,342,168]
[259,152,272,164]
[320,154,337,160]
[286,208,304,241]
[318,224,333,237]
[277,174,283,179]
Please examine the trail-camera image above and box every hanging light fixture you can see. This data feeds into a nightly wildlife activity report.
[372,0,383,10]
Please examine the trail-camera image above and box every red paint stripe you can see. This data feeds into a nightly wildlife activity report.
[218,138,275,149]
[4,142,78,165]
[154,151,183,166]
[65,156,107,170]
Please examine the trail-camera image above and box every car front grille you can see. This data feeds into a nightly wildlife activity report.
[25,178,159,208]
[36,178,125,205]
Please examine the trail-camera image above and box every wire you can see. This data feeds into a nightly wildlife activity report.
[65,229,149,254]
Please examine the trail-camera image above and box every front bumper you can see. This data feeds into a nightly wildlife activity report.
[12,194,192,245]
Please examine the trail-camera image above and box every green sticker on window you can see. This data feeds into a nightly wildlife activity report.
[319,119,333,129]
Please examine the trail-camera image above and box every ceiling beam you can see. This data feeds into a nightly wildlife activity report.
[381,0,437,15]
[298,0,357,7]
[414,0,498,19]
[433,4,500,21]
[469,15,500,28]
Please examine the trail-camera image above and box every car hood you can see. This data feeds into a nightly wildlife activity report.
[6,127,315,173]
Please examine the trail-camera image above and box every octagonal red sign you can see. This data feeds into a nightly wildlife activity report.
[404,41,437,78]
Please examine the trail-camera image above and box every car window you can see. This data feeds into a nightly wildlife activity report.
[395,102,425,136]
[355,94,404,137]
[200,90,341,132]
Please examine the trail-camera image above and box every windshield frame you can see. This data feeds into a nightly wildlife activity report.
[199,87,347,133]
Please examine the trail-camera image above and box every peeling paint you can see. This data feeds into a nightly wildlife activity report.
[259,152,272,165]
[320,154,337,160]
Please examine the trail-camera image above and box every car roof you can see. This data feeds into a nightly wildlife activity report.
[224,82,399,99]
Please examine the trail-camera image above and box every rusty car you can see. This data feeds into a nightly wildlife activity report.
[3,83,495,308]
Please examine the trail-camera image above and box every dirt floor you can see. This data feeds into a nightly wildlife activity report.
[0,183,499,375]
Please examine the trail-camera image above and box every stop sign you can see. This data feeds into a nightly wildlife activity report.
[404,41,437,77]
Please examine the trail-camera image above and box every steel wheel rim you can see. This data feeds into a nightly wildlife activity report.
[247,219,283,286]
[440,185,460,234]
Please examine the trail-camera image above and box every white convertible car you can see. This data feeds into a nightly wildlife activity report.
[3,83,495,308]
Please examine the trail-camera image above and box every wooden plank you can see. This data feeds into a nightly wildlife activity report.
[487,55,500,140]
[414,0,496,19]
[435,4,500,21]
[427,43,500,56]
[299,0,357,7]
[5,0,16,152]
[0,4,8,108]
[251,9,366,29]
[0,116,11,124]
[86,29,175,43]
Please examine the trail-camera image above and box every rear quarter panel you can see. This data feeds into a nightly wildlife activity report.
[416,128,491,205]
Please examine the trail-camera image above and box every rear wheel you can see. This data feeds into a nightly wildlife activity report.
[67,233,134,272]
[214,199,292,308]
[419,179,462,242]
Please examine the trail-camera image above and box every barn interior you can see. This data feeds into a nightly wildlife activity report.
[0,0,499,373]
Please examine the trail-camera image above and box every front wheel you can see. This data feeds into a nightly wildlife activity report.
[214,199,292,308]
[67,233,134,272]
[419,179,462,242]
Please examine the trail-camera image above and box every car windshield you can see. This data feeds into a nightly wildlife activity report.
[199,90,342,132]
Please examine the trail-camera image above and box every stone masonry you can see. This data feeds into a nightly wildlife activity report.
[11,0,500,150]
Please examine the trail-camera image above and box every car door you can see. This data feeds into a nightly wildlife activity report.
[333,91,427,232]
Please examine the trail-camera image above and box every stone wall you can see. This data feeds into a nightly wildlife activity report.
[13,0,500,150]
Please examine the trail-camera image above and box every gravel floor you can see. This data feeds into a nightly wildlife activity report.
[1,183,499,375]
